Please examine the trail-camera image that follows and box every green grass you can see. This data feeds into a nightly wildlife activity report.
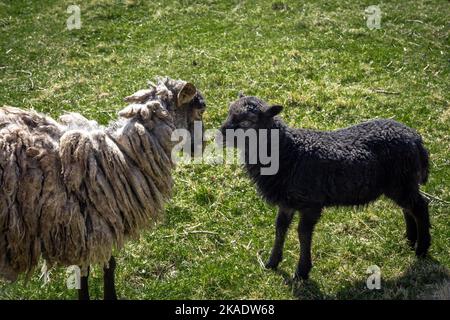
[0,0,449,299]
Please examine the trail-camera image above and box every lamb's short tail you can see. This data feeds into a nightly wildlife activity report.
[417,141,429,185]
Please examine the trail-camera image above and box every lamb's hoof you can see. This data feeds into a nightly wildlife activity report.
[265,259,280,270]
[415,247,429,258]
[405,234,417,249]
[294,270,310,281]
[415,240,430,258]
[407,239,416,249]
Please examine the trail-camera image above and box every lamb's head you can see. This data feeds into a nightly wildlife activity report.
[120,77,206,155]
[219,94,283,142]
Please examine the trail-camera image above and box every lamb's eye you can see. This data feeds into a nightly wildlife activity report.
[239,120,252,127]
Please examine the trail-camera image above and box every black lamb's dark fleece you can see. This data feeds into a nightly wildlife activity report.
[246,117,429,210]
[220,95,431,280]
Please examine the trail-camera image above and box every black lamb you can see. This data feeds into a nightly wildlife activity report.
[219,94,431,280]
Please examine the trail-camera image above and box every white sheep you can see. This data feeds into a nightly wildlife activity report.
[0,77,206,299]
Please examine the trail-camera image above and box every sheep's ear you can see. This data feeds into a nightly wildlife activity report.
[124,89,153,103]
[264,105,283,117]
[118,104,142,118]
[238,91,246,98]
[177,82,197,106]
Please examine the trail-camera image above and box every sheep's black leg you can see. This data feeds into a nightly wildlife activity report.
[410,194,431,257]
[295,207,322,280]
[266,207,295,269]
[78,266,90,300]
[403,209,417,248]
[103,256,117,300]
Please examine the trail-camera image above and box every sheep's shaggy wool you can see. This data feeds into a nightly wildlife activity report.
[0,77,199,281]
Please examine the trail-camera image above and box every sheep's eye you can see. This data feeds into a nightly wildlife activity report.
[239,120,252,127]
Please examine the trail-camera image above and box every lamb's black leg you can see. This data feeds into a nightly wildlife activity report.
[295,207,322,280]
[410,194,431,257]
[266,207,295,269]
[103,256,117,300]
[78,266,90,300]
[403,209,417,248]
[390,190,431,257]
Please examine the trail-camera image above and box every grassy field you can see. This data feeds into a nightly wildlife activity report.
[0,0,449,299]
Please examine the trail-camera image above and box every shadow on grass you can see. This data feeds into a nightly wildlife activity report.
[276,257,450,300]
[275,269,330,299]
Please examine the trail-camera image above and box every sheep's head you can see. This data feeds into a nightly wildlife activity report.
[160,77,206,138]
[219,93,283,140]
[120,77,206,155]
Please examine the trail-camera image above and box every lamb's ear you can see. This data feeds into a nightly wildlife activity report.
[264,105,283,117]
[177,82,197,106]
[238,91,246,99]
